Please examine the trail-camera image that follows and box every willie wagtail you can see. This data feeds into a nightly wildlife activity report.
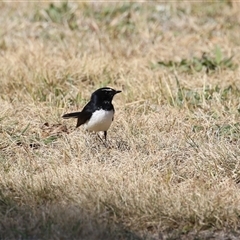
[62,87,121,140]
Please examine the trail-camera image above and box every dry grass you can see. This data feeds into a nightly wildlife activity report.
[1,1,240,239]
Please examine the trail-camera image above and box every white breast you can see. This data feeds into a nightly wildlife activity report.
[84,109,114,132]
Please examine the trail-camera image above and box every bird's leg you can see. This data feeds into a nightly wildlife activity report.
[104,131,107,141]
[96,132,108,146]
[96,133,103,141]
[96,132,106,143]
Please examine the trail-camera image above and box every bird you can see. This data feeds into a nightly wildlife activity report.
[62,87,121,141]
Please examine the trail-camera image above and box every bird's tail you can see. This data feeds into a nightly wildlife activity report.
[62,111,81,119]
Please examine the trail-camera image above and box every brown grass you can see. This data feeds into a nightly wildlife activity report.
[1,1,240,239]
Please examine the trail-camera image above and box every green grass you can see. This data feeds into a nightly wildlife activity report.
[154,46,238,73]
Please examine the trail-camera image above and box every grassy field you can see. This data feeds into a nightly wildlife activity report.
[1,1,240,239]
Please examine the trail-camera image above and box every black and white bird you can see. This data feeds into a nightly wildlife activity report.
[62,87,121,141]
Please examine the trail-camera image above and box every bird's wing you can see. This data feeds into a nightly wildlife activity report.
[76,111,92,128]
[75,101,95,128]
[62,101,93,128]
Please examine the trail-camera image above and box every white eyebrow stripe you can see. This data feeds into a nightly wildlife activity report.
[102,88,113,91]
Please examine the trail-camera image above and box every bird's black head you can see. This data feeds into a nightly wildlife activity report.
[91,87,121,103]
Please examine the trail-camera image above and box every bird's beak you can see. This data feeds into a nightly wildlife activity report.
[115,90,122,94]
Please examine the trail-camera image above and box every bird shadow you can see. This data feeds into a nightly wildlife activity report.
[84,133,131,152]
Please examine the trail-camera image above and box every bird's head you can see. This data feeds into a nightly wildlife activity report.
[91,87,121,102]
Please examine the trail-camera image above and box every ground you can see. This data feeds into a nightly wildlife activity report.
[0,1,240,239]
